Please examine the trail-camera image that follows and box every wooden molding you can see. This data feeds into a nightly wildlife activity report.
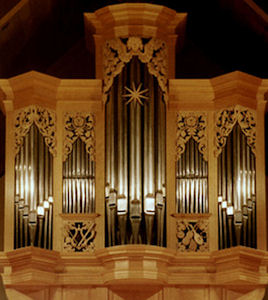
[211,71,262,110]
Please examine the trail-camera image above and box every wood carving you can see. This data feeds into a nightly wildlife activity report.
[103,37,168,102]
[176,219,209,252]
[176,112,207,161]
[63,220,96,253]
[63,112,95,162]
[14,105,56,156]
[215,105,256,157]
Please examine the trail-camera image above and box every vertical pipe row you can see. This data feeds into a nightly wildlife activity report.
[15,124,53,249]
[62,139,96,214]
[218,124,256,249]
[176,138,208,214]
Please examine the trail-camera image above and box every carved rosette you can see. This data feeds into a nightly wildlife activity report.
[176,219,209,252]
[215,105,256,157]
[103,37,168,102]
[14,105,56,156]
[63,112,95,162]
[63,220,96,253]
[176,112,207,161]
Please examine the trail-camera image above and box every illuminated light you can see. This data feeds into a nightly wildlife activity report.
[48,196,53,203]
[117,196,127,215]
[144,195,155,215]
[43,200,49,209]
[227,206,234,216]
[218,196,223,203]
[222,201,227,209]
[29,210,37,223]
[37,206,44,216]
[19,199,25,208]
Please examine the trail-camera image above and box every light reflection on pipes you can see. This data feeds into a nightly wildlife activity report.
[14,124,53,249]
[217,123,256,249]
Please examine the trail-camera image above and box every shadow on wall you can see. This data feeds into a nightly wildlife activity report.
[0,275,8,300]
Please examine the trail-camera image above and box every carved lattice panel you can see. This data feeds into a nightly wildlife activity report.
[63,220,96,253]
[176,218,209,252]
[215,105,256,157]
[176,112,207,161]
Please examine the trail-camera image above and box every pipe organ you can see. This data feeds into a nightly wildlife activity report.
[105,56,166,246]
[1,4,268,298]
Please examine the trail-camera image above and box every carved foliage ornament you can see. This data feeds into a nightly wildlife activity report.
[63,221,96,253]
[63,112,95,162]
[215,105,256,157]
[15,105,56,156]
[103,37,167,102]
[176,112,208,161]
[177,219,209,252]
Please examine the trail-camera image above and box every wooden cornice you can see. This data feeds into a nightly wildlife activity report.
[84,3,187,40]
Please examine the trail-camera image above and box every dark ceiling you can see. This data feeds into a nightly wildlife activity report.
[0,0,268,80]
[0,0,268,176]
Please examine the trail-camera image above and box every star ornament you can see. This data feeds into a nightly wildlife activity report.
[122,82,149,106]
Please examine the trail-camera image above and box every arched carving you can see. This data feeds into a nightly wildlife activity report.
[176,112,208,161]
[103,37,168,102]
[63,112,95,162]
[14,105,56,156]
[215,105,256,157]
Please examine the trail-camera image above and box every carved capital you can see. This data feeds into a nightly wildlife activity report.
[63,112,95,162]
[103,37,168,102]
[14,105,56,156]
[176,112,207,161]
[215,105,256,157]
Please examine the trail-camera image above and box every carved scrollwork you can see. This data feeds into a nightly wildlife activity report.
[63,221,96,253]
[176,219,209,252]
[215,105,256,157]
[63,112,95,162]
[176,112,207,161]
[103,37,167,102]
[15,105,56,156]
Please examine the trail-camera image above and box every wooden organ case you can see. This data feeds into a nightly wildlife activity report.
[0,3,268,300]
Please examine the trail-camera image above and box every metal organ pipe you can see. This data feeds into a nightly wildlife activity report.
[217,124,256,249]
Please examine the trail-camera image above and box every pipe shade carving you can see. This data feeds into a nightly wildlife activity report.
[63,112,95,162]
[103,37,168,103]
[15,105,56,156]
[215,105,256,157]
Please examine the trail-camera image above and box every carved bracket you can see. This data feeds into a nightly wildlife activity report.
[176,217,209,252]
[103,37,168,102]
[15,105,56,156]
[63,112,95,162]
[176,112,207,161]
[63,220,96,253]
[215,105,256,157]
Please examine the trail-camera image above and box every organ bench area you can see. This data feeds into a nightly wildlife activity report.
[0,4,268,300]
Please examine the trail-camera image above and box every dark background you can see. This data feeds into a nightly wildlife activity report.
[0,0,267,176]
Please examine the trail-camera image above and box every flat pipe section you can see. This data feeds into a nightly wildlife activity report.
[217,124,256,249]
[15,125,53,249]
[175,138,208,214]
